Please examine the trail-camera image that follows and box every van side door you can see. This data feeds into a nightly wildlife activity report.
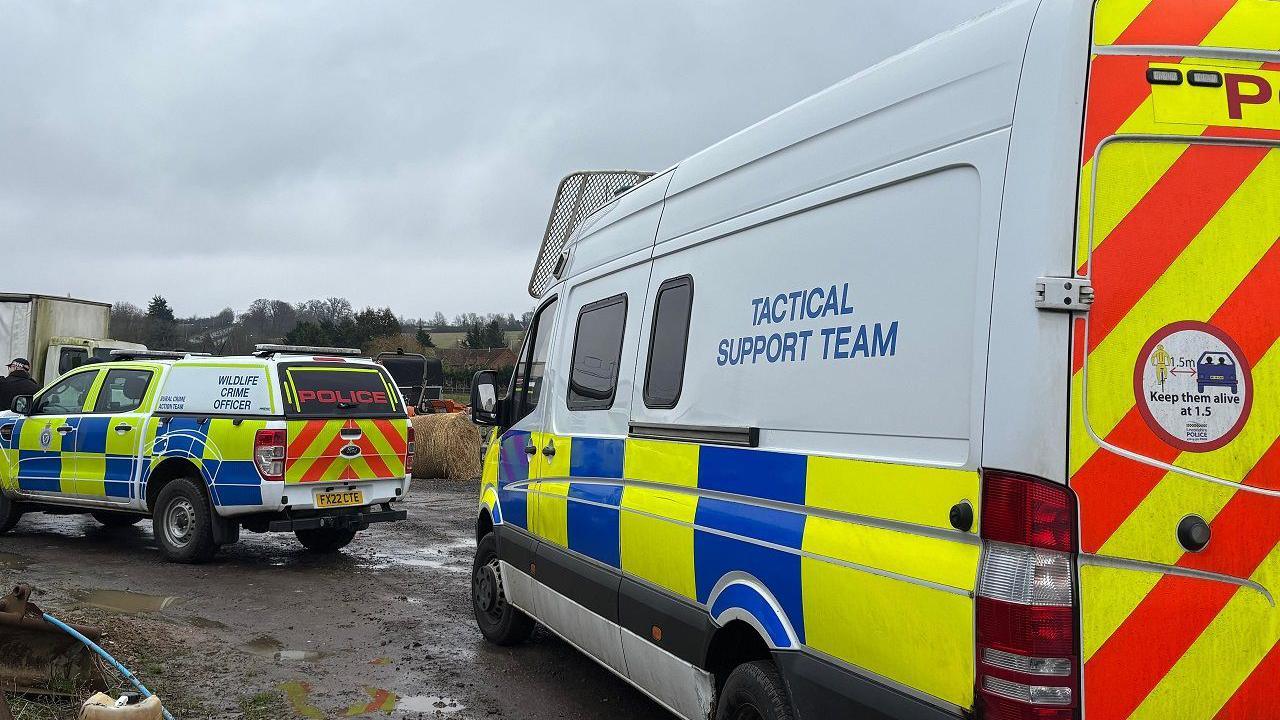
[529,254,650,678]
[16,368,102,497]
[74,366,157,504]
[488,295,560,577]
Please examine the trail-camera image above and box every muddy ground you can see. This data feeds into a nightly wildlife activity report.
[0,482,669,720]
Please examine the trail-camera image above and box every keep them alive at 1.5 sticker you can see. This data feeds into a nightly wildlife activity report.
[1135,321,1253,452]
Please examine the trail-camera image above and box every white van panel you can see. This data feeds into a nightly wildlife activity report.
[565,170,673,281]
[657,0,1037,248]
[635,162,994,468]
[980,0,1093,483]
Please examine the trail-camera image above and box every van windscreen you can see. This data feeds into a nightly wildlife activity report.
[280,364,403,418]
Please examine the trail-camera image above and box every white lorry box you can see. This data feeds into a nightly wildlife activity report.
[0,294,144,384]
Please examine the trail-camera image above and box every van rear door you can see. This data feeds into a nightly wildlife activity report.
[1072,4,1280,718]
[278,363,408,484]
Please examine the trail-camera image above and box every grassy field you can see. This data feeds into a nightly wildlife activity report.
[427,330,523,349]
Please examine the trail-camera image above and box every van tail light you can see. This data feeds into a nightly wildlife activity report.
[254,429,286,481]
[405,425,416,475]
[977,470,1079,720]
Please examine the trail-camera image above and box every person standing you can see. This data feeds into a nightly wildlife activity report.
[0,358,39,411]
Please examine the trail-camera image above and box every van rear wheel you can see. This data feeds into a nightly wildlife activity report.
[715,661,795,720]
[295,528,357,552]
[153,478,218,564]
[472,532,534,646]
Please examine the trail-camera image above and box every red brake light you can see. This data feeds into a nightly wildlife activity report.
[254,429,286,481]
[405,425,415,475]
[976,470,1079,720]
[981,471,1076,552]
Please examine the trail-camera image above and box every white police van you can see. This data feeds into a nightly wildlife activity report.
[0,345,413,562]
[466,2,1280,719]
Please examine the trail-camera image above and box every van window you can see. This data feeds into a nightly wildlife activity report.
[644,276,694,408]
[58,347,89,374]
[93,369,153,413]
[280,364,403,418]
[512,297,558,422]
[567,294,627,411]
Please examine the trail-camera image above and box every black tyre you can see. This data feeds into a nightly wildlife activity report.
[715,661,795,720]
[152,478,217,563]
[295,528,357,552]
[0,494,23,534]
[471,532,534,646]
[92,511,142,528]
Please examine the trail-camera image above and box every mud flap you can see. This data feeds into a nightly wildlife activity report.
[211,512,240,546]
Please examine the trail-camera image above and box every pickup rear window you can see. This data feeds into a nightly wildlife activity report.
[280,364,403,418]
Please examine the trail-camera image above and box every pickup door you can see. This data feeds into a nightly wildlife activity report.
[74,367,155,503]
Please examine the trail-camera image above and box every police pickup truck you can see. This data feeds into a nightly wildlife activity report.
[0,345,413,563]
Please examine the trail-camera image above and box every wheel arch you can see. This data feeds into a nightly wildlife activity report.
[145,456,208,512]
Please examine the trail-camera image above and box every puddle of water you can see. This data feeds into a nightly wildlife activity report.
[361,539,473,573]
[396,695,465,715]
[0,552,29,569]
[187,615,227,630]
[246,636,325,662]
[76,589,179,614]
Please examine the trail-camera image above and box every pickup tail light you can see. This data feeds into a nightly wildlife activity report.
[254,429,286,481]
[977,470,1078,720]
[405,425,416,475]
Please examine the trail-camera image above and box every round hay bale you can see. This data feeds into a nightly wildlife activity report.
[411,412,482,480]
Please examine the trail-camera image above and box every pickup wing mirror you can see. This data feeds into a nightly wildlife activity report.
[470,370,501,426]
[10,395,32,415]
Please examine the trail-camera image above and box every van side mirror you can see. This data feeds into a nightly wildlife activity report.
[470,370,501,426]
[10,395,32,415]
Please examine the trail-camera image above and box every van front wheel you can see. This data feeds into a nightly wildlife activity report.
[715,661,795,720]
[153,478,217,563]
[0,495,23,534]
[472,532,534,646]
[295,528,357,552]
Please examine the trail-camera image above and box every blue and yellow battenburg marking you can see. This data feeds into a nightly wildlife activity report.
[0,414,268,507]
[481,431,982,708]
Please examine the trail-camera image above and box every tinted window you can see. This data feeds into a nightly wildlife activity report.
[93,369,153,413]
[281,365,403,418]
[512,297,558,422]
[644,276,693,408]
[567,294,627,411]
[34,371,98,415]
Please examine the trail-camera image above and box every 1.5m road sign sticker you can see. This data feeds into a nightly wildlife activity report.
[1134,321,1252,452]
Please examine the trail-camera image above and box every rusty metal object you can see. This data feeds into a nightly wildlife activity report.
[0,585,107,697]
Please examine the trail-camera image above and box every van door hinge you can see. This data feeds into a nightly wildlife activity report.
[1035,277,1093,312]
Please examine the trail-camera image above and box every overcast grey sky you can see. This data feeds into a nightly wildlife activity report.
[1,1,996,319]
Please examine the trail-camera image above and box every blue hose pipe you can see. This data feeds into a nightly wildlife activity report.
[41,612,178,720]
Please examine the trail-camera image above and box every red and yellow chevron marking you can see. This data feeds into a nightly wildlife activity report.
[1073,3,1280,718]
[284,418,407,484]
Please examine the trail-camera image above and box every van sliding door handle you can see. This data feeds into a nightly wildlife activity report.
[541,445,556,457]
[524,446,537,456]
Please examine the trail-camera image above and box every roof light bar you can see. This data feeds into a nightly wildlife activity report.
[253,344,362,357]
[108,350,208,360]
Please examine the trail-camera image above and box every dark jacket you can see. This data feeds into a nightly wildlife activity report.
[0,370,39,412]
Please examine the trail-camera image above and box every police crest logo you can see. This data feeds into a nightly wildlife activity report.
[38,425,52,451]
[1134,321,1252,452]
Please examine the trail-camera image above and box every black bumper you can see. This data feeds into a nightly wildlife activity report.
[267,505,407,532]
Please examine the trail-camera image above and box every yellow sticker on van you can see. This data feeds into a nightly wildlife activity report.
[1151,63,1280,132]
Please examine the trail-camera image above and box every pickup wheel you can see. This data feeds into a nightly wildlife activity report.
[295,528,357,552]
[92,511,142,528]
[472,532,534,646]
[153,478,218,563]
[714,661,796,720]
[0,494,23,534]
